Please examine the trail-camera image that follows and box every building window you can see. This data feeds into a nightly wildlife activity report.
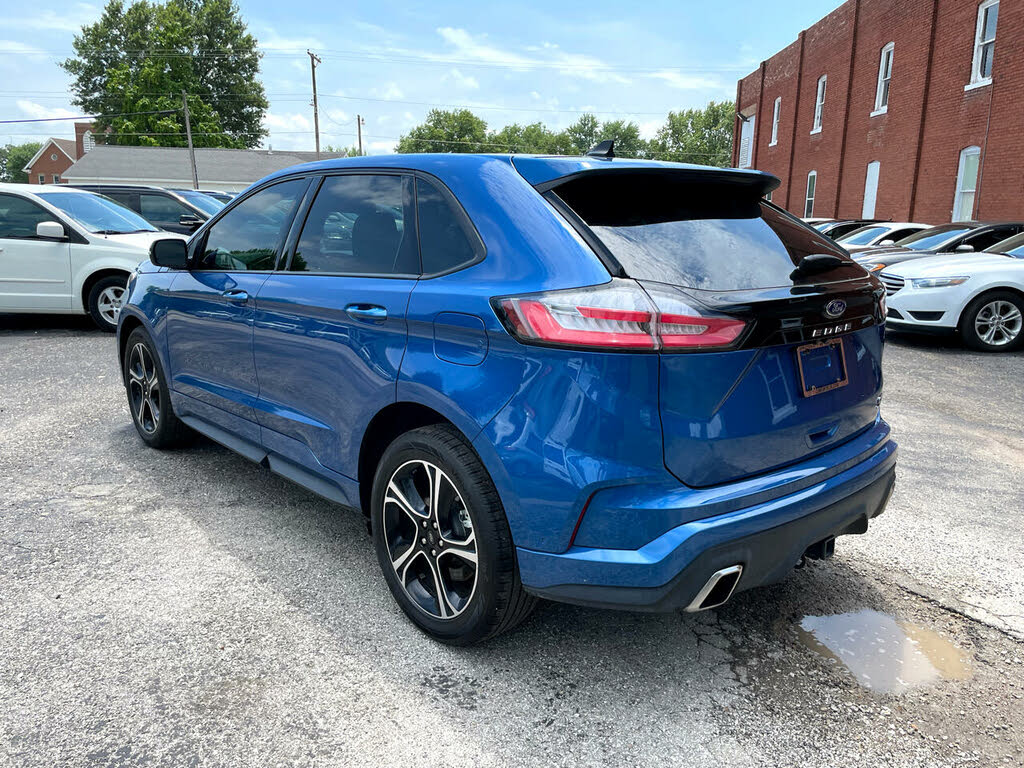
[83,130,95,153]
[811,75,826,133]
[738,112,755,168]
[969,0,998,87]
[862,161,881,218]
[50,153,58,161]
[52,175,61,184]
[804,171,817,217]
[953,146,981,221]
[38,174,44,184]
[873,43,894,114]
[770,97,781,146]
[765,189,773,202]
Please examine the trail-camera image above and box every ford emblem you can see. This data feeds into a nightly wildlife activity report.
[824,299,847,319]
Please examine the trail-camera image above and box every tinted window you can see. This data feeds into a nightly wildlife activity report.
[964,225,1022,252]
[896,225,973,250]
[140,193,192,228]
[38,192,156,234]
[171,189,225,216]
[0,194,54,239]
[291,174,417,274]
[417,177,478,274]
[886,227,922,242]
[838,226,888,245]
[554,173,858,290]
[103,190,139,211]
[197,178,307,271]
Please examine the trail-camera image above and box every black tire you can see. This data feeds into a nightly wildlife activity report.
[371,424,536,645]
[122,327,193,448]
[959,291,1024,352]
[87,274,129,332]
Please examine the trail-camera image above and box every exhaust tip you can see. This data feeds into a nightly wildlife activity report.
[684,564,743,613]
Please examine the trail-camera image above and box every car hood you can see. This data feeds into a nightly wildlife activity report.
[885,252,1020,278]
[858,249,946,268]
[90,230,188,251]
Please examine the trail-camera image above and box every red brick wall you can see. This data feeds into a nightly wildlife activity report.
[26,143,74,184]
[734,0,1023,225]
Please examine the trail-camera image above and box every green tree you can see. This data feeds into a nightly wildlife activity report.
[396,109,491,153]
[489,122,559,154]
[0,142,42,183]
[61,0,268,148]
[323,144,363,156]
[594,119,648,158]
[651,100,735,167]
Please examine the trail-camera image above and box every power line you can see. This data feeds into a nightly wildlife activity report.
[0,109,177,124]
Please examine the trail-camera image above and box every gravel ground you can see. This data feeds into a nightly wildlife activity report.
[1,315,1022,767]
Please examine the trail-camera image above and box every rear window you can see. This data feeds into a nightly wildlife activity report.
[838,226,889,245]
[552,172,858,290]
[896,225,972,250]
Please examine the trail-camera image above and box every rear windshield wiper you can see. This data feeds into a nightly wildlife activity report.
[790,253,846,280]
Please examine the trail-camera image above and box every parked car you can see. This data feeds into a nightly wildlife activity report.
[119,154,896,644]
[66,184,216,234]
[197,189,236,204]
[812,219,887,240]
[836,222,931,253]
[881,231,1024,351]
[855,221,1024,271]
[0,184,184,331]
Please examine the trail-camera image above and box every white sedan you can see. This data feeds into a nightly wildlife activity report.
[0,184,185,331]
[880,233,1024,351]
[835,221,931,253]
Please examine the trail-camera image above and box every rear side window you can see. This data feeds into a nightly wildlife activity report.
[0,194,53,239]
[140,193,192,228]
[291,174,418,275]
[552,172,857,290]
[964,225,1022,252]
[416,177,479,274]
[197,178,307,271]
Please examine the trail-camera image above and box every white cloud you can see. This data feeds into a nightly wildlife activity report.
[646,70,723,90]
[443,68,480,91]
[367,139,396,154]
[0,40,48,60]
[0,4,99,33]
[379,83,404,100]
[17,100,80,120]
[638,119,663,140]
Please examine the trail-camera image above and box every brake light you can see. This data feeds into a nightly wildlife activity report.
[493,279,747,352]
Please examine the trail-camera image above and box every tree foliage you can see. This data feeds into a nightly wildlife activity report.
[61,0,268,148]
[397,102,735,166]
[0,142,42,183]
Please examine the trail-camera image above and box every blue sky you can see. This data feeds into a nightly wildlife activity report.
[0,0,842,152]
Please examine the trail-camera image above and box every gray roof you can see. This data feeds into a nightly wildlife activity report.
[62,145,346,186]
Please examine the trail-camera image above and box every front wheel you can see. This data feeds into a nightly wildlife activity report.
[960,291,1024,352]
[371,425,536,645]
[87,275,128,332]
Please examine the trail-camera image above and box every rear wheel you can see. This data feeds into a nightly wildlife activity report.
[123,327,192,448]
[371,424,536,645]
[960,291,1024,352]
[87,274,128,332]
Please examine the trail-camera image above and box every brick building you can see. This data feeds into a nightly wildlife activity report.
[732,0,1019,225]
[22,122,99,184]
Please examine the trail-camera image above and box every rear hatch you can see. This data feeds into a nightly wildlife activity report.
[548,169,886,487]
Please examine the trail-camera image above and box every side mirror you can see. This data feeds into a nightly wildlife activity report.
[179,213,203,229]
[36,221,65,239]
[150,238,189,269]
[954,244,974,253]
[878,239,895,246]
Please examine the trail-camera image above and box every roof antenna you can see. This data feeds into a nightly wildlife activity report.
[585,139,615,159]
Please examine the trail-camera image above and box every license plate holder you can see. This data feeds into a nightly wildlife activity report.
[795,337,848,397]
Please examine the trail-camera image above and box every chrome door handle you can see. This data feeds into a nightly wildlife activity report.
[222,289,249,301]
[345,304,388,323]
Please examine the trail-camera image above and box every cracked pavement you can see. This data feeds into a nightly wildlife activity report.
[1,315,1022,767]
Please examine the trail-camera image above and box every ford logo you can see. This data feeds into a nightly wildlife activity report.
[824,299,847,318]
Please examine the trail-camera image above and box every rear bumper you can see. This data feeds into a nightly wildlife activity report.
[518,437,897,611]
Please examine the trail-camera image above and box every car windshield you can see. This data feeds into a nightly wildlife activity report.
[38,192,157,234]
[171,189,225,216]
[989,232,1024,257]
[838,225,889,245]
[896,225,973,251]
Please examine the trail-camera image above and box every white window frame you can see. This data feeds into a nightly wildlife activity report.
[811,75,826,133]
[37,174,44,184]
[83,130,95,153]
[952,146,981,221]
[862,161,881,218]
[769,97,781,146]
[804,171,817,217]
[967,0,998,89]
[52,174,61,184]
[738,112,755,168]
[872,43,894,115]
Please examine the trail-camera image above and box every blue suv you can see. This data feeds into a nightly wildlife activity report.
[119,153,897,644]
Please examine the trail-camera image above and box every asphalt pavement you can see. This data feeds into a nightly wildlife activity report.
[1,315,1021,767]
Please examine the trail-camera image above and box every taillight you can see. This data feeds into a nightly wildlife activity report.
[493,279,747,352]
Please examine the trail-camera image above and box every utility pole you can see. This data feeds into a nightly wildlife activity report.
[307,50,322,159]
[357,114,364,156]
[181,91,198,190]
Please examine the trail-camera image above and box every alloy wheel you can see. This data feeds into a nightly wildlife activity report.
[974,300,1022,347]
[97,285,126,326]
[127,343,161,434]
[383,459,478,620]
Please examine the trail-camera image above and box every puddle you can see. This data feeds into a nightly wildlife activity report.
[798,609,972,693]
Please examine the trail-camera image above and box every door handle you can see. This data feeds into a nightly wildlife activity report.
[345,304,388,323]
[222,289,249,302]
